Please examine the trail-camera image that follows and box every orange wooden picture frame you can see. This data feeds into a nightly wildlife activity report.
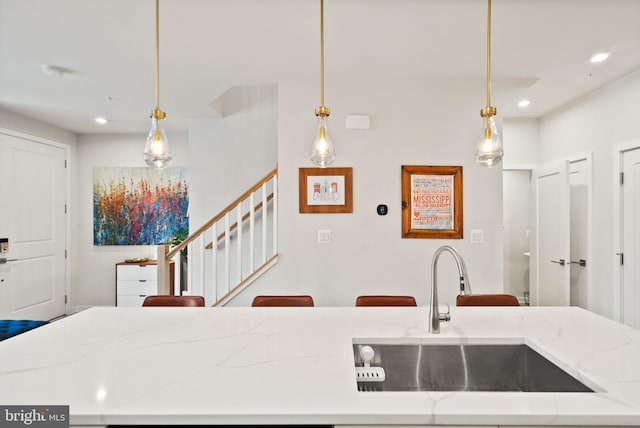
[299,167,353,214]
[401,165,463,239]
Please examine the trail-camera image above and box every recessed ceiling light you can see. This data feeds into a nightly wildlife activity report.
[589,52,610,63]
[517,99,531,108]
[95,117,108,125]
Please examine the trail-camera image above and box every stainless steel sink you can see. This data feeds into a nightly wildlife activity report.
[353,343,594,392]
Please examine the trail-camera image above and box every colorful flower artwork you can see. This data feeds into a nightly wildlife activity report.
[93,167,189,245]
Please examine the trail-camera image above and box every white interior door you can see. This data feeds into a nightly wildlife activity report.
[0,133,67,320]
[533,161,570,306]
[569,157,591,308]
[621,148,640,328]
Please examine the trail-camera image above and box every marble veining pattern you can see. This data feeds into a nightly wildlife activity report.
[1,306,640,426]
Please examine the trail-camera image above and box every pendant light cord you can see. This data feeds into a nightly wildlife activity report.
[155,0,160,110]
[486,0,492,109]
[320,0,325,107]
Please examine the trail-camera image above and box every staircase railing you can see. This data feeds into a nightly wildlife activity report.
[157,167,278,306]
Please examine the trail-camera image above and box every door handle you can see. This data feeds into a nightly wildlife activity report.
[570,259,586,267]
[550,259,566,266]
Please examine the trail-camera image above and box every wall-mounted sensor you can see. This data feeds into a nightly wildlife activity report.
[376,204,388,216]
[345,115,371,130]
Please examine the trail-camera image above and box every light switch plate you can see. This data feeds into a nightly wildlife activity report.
[318,229,331,244]
[470,229,484,244]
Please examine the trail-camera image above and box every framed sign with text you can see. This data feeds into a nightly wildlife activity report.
[401,165,463,239]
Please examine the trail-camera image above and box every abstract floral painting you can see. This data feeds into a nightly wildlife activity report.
[93,167,188,245]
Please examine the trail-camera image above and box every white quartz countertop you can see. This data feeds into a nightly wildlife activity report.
[2,306,640,427]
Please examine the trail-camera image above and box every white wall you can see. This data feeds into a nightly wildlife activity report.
[68,85,276,309]
[0,78,507,309]
[0,108,77,147]
[501,118,539,303]
[503,118,539,167]
[188,85,278,230]
[229,78,505,307]
[187,85,278,302]
[74,132,188,309]
[539,69,640,318]
[5,70,637,313]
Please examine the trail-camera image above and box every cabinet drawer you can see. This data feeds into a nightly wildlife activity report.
[117,264,157,281]
[117,294,148,307]
[117,280,157,296]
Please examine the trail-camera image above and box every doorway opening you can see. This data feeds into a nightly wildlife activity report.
[504,154,591,308]
[503,169,531,304]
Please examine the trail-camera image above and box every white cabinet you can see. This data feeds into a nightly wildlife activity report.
[116,261,174,307]
[116,262,157,307]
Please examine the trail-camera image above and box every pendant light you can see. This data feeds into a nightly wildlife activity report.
[143,0,173,169]
[475,0,503,167]
[310,0,335,167]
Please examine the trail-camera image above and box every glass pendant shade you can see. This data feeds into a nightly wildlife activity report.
[144,0,171,169]
[310,0,335,167]
[475,0,504,167]
[475,115,503,167]
[144,116,173,168]
[310,114,335,167]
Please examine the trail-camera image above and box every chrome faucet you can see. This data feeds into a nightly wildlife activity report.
[429,245,471,334]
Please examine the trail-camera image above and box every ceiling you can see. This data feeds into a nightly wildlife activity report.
[1,0,639,135]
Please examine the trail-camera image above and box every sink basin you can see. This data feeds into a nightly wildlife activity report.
[353,343,594,392]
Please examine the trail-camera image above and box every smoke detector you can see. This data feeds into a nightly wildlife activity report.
[42,65,65,77]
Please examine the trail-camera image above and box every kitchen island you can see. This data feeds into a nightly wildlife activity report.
[1,306,640,427]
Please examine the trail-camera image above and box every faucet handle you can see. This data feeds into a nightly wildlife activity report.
[439,303,451,322]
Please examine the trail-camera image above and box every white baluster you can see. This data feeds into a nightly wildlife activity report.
[249,192,255,273]
[211,223,217,302]
[262,183,267,264]
[224,212,231,293]
[198,234,205,298]
[236,201,243,282]
[272,175,278,256]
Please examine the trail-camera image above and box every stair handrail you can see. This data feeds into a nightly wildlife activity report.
[207,193,274,249]
[165,166,278,261]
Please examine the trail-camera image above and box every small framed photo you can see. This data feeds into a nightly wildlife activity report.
[299,167,353,213]
[401,165,463,239]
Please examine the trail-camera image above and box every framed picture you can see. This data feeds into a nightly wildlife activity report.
[93,167,189,245]
[401,165,463,239]
[299,167,353,213]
